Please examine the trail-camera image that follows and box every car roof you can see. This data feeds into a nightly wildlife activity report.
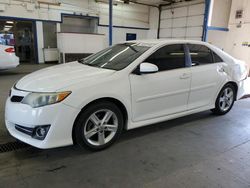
[124,39,209,46]
[123,39,235,63]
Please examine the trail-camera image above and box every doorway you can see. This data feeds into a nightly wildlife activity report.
[0,19,37,63]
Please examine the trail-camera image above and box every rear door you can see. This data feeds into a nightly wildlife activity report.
[187,44,226,109]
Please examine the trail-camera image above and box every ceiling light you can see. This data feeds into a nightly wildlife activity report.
[6,21,14,24]
[4,25,12,28]
[115,0,134,4]
[4,27,10,31]
[96,0,135,5]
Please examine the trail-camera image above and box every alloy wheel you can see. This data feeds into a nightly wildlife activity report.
[219,87,234,112]
[84,109,118,146]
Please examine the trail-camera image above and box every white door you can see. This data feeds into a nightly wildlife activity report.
[187,44,226,109]
[159,2,205,40]
[129,44,191,122]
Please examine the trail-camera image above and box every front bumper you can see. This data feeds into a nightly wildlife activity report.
[5,88,79,149]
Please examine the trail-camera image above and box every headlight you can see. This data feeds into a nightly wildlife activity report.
[21,91,71,108]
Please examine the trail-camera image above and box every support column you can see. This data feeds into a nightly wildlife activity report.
[109,0,113,46]
[35,21,44,64]
[157,5,162,39]
[202,0,211,42]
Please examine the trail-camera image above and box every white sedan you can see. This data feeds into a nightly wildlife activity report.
[0,44,19,70]
[5,40,249,151]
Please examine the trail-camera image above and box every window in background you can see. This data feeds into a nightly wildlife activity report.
[0,33,15,46]
[43,22,57,48]
[126,33,137,41]
[60,16,98,34]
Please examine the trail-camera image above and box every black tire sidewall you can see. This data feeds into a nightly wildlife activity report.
[74,102,124,151]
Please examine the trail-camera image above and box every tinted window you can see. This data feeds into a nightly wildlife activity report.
[79,43,150,71]
[188,44,213,66]
[212,51,223,63]
[145,44,185,71]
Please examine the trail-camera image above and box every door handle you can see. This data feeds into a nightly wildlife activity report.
[180,73,191,79]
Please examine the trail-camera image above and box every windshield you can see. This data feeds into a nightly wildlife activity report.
[79,43,150,71]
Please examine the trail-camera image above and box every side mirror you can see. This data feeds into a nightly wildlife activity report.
[140,62,158,74]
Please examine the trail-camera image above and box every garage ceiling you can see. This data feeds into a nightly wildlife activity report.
[130,0,196,6]
[96,0,197,6]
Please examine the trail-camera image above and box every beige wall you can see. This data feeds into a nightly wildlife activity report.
[208,0,250,68]
[209,0,231,27]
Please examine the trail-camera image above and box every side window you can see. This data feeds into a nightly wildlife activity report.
[212,51,223,63]
[145,44,185,72]
[188,44,213,66]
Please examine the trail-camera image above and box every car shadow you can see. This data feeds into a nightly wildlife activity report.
[8,110,217,161]
[120,110,214,141]
[0,70,31,76]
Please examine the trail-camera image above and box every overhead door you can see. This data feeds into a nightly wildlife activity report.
[159,0,205,41]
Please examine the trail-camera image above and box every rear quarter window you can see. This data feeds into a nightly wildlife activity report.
[188,44,213,66]
[212,51,224,63]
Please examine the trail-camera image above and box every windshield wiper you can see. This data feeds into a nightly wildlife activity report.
[78,59,94,66]
[124,43,138,53]
[77,59,84,63]
[78,60,99,68]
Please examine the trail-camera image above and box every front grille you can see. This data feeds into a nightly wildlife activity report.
[11,96,24,102]
[15,124,34,136]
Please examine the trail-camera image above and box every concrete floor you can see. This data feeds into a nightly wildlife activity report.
[0,65,250,188]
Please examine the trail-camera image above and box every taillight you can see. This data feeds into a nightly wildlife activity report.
[5,47,15,53]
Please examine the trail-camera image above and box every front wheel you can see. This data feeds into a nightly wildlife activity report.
[211,84,236,115]
[74,101,124,151]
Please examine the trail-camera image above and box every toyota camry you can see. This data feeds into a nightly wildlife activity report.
[5,40,249,151]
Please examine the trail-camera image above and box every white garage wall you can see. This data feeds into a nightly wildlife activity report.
[147,7,159,39]
[207,0,231,50]
[159,0,205,40]
[207,0,250,68]
[0,0,150,63]
[96,2,149,44]
[208,0,231,28]
[97,2,149,28]
[36,21,45,63]
[0,0,149,26]
[98,26,148,45]
[207,30,228,50]
[223,24,250,65]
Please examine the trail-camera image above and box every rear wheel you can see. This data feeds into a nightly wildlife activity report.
[211,84,236,115]
[74,101,124,151]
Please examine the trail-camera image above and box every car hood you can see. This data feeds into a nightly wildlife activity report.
[15,62,116,92]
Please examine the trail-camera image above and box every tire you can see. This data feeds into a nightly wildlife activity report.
[211,83,236,115]
[74,101,124,151]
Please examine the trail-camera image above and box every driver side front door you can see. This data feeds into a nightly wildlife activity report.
[129,44,191,122]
